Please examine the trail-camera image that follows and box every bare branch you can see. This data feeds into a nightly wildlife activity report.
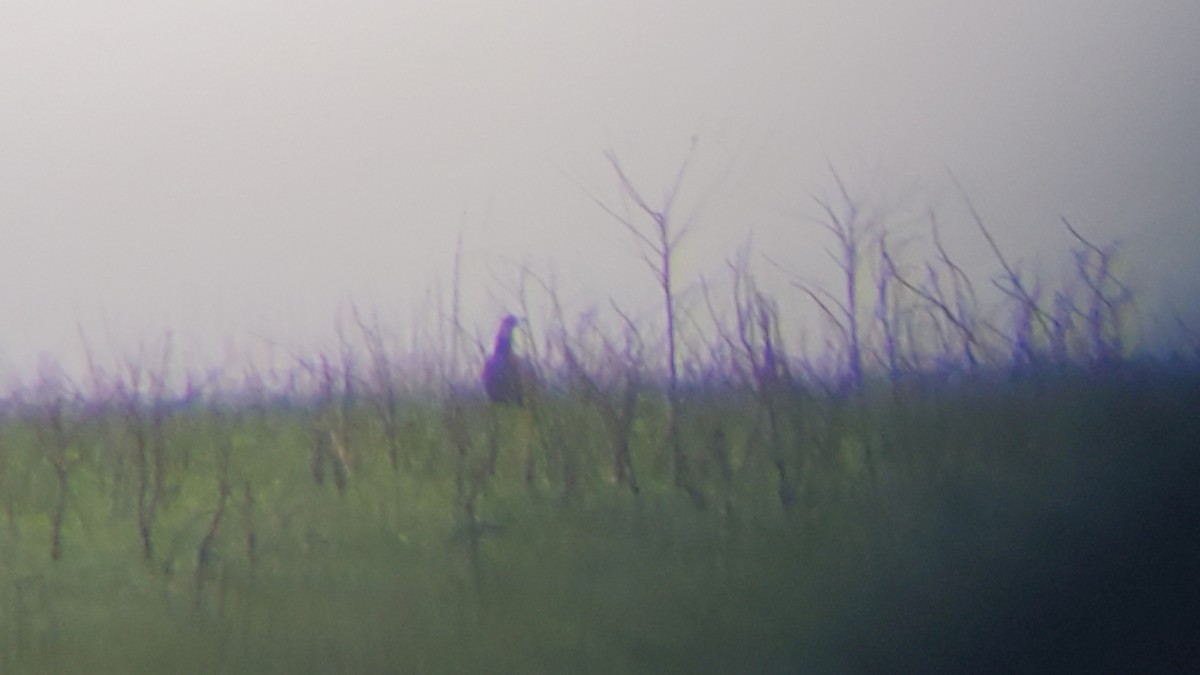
[948,169,1054,341]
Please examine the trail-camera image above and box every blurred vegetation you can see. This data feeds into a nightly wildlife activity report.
[3,167,1198,672]
[0,362,1196,673]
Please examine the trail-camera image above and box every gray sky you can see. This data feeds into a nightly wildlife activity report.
[2,0,1198,382]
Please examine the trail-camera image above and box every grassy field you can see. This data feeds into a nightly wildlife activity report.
[0,362,1197,673]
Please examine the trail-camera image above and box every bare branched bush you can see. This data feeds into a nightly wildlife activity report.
[880,219,986,377]
[810,166,875,392]
[587,140,699,493]
[351,305,406,471]
[719,249,804,508]
[194,402,234,608]
[775,165,881,395]
[107,336,177,562]
[950,173,1062,369]
[297,353,352,496]
[559,307,644,497]
[1063,217,1135,365]
[26,357,80,561]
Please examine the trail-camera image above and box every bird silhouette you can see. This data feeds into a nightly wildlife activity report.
[483,315,532,406]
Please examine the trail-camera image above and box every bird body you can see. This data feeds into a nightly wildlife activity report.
[481,314,539,484]
[483,315,531,406]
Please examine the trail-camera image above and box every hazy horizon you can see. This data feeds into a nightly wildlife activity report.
[3,1,1198,385]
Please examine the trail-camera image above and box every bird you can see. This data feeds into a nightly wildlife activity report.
[482,315,532,406]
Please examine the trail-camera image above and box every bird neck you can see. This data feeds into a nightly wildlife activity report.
[494,332,513,357]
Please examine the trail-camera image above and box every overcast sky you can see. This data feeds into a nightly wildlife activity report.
[2,0,1198,382]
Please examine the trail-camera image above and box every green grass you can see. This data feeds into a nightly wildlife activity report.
[1,366,1198,673]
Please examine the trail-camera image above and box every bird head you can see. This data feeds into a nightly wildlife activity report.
[492,314,525,355]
